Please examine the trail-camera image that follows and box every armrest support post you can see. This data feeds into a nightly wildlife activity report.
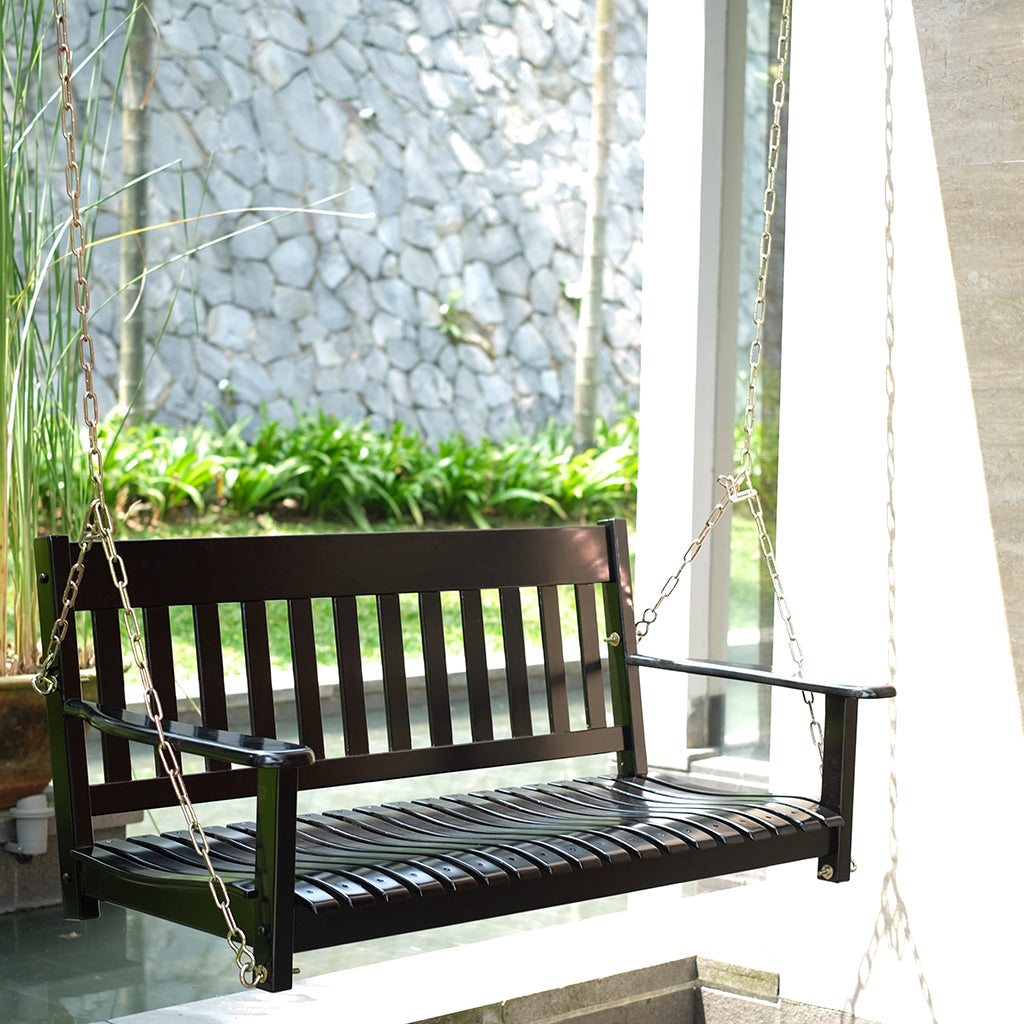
[817,695,859,883]
[254,764,298,991]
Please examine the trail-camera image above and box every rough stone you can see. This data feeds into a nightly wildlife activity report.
[320,251,351,291]
[420,0,457,38]
[511,322,550,369]
[389,338,421,373]
[501,295,533,333]
[401,205,437,249]
[404,141,447,204]
[462,262,505,325]
[410,363,455,409]
[269,286,313,327]
[372,310,408,348]
[529,267,562,315]
[482,223,522,265]
[400,247,440,293]
[520,210,557,271]
[419,408,458,443]
[482,374,516,408]
[252,40,304,92]
[371,279,418,322]
[341,271,375,321]
[252,315,301,363]
[270,236,318,289]
[494,257,530,298]
[340,229,387,279]
[208,304,254,352]
[309,50,359,101]
[86,0,645,445]
[552,8,586,66]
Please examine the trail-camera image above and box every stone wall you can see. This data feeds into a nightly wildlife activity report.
[73,0,647,443]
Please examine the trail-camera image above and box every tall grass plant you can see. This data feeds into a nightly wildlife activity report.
[4,3,357,671]
[1,0,122,672]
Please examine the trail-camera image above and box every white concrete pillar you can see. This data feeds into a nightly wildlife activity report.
[768,2,1024,1021]
[635,0,730,767]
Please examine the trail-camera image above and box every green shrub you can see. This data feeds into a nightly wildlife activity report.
[37,407,639,532]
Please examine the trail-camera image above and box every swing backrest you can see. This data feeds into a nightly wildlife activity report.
[36,519,645,822]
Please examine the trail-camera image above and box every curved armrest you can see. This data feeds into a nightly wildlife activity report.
[63,698,317,769]
[625,653,896,700]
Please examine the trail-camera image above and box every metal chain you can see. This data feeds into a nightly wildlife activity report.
[634,0,823,764]
[35,0,267,989]
[635,473,748,640]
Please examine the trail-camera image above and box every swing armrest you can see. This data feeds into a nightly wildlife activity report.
[63,699,317,769]
[625,653,896,699]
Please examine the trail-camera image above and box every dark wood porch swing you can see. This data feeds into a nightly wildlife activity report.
[33,0,893,993]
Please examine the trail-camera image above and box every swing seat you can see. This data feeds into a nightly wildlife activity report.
[35,520,893,992]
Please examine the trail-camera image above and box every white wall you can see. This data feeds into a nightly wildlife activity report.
[767,3,1024,1020]
[638,2,1024,1020]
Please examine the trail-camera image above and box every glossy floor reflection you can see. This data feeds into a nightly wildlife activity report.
[0,724,626,1023]
[3,670,726,1023]
[1,887,629,1024]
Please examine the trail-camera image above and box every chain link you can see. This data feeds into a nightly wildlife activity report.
[741,1,790,480]
[634,0,822,765]
[36,0,267,989]
[635,473,748,640]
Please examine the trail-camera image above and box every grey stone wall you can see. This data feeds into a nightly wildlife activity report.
[74,0,646,443]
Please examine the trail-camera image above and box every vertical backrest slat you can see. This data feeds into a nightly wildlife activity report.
[575,584,607,728]
[377,593,412,751]
[419,591,453,746]
[143,606,177,718]
[193,604,231,773]
[333,595,369,755]
[241,601,277,739]
[289,598,325,759]
[459,589,493,741]
[538,585,571,733]
[91,608,131,783]
[499,587,533,737]
[143,606,177,776]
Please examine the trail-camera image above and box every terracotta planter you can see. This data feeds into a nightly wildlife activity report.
[0,672,97,810]
[0,676,52,810]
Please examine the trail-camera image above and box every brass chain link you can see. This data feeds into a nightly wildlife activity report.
[634,0,823,764]
[34,0,267,989]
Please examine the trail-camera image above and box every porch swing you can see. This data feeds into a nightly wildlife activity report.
[32,0,894,993]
